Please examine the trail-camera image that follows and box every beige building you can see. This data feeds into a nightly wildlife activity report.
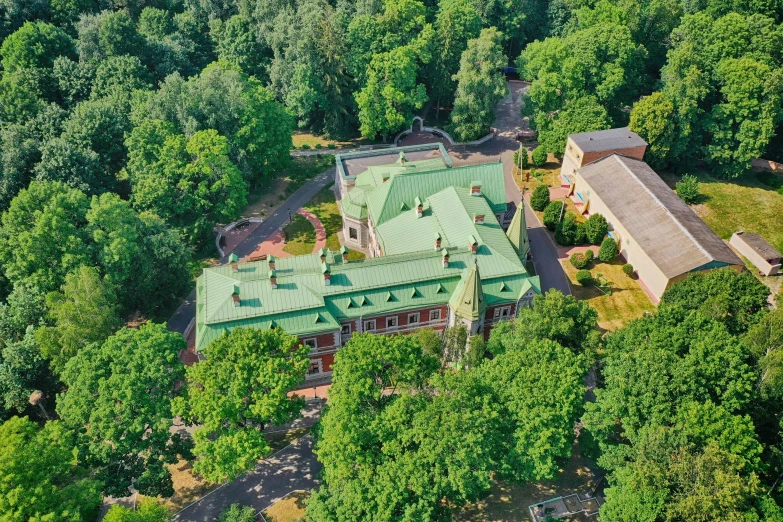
[559,127,647,193]
[730,232,782,276]
[572,154,743,302]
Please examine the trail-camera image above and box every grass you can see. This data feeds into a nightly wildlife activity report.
[242,156,334,219]
[303,185,366,260]
[292,131,370,150]
[283,215,317,256]
[562,258,655,331]
[659,169,783,255]
[262,490,309,522]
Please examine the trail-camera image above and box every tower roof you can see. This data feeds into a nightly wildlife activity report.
[506,201,529,260]
[449,261,487,321]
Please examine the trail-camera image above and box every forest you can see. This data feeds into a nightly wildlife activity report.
[1,0,783,520]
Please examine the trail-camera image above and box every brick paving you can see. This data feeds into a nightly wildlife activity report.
[247,208,328,259]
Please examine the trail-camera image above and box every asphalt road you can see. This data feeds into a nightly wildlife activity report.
[226,167,336,261]
[173,435,322,522]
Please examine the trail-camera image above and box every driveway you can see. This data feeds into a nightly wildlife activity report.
[451,80,571,295]
[227,168,335,262]
[173,435,322,522]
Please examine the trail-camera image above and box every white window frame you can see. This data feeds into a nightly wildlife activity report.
[365,320,376,331]
[429,309,441,321]
[307,359,323,376]
[303,338,317,350]
[386,316,398,328]
[494,306,511,319]
[408,313,419,324]
[341,323,352,335]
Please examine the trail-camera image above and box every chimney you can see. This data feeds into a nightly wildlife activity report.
[231,285,240,307]
[414,196,423,218]
[340,245,349,262]
[470,181,482,196]
[321,262,331,286]
[268,254,275,271]
[442,249,449,268]
[434,232,442,250]
[229,252,239,272]
[319,248,327,263]
[269,269,277,289]
[473,214,485,224]
[468,235,478,253]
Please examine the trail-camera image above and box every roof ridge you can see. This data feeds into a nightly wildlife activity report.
[613,155,712,260]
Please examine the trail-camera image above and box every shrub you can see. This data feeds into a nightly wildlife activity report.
[675,174,701,204]
[543,200,564,231]
[570,252,589,269]
[219,504,256,522]
[598,237,618,262]
[301,143,311,149]
[622,263,634,276]
[514,148,529,169]
[555,212,579,245]
[532,145,548,166]
[575,222,588,244]
[315,143,323,149]
[328,143,337,149]
[584,249,594,262]
[576,269,593,286]
[530,184,550,211]
[584,214,609,245]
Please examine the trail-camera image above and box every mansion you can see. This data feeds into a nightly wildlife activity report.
[195,145,539,382]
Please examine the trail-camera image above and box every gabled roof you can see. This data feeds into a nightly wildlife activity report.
[733,232,782,260]
[569,127,647,153]
[578,155,742,278]
[366,162,507,226]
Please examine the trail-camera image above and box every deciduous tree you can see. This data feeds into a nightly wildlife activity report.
[57,323,189,498]
[173,328,309,483]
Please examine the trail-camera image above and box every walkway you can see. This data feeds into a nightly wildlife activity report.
[248,208,328,259]
[173,435,322,522]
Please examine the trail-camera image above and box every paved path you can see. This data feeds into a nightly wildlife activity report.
[227,168,335,262]
[249,208,328,259]
[173,435,322,522]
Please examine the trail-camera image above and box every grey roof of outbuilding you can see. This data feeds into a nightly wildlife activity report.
[734,232,782,260]
[570,127,647,153]
[578,155,742,279]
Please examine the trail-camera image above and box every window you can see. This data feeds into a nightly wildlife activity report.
[308,360,322,376]
[365,320,376,331]
[429,309,441,321]
[349,227,358,240]
[408,313,419,324]
[341,324,351,335]
[303,338,317,349]
[493,307,511,319]
[386,317,398,328]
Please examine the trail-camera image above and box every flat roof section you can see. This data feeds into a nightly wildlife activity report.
[336,143,451,179]
[734,232,782,260]
[570,127,647,153]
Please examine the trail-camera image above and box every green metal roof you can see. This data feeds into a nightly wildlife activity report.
[196,243,539,351]
[366,163,507,226]
[449,262,487,321]
[506,201,529,260]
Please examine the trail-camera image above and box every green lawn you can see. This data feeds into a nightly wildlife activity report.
[263,490,308,522]
[562,258,655,332]
[282,214,316,256]
[660,170,783,255]
[304,185,365,260]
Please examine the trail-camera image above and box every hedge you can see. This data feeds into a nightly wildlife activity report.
[598,237,619,262]
[576,270,593,286]
[530,184,550,211]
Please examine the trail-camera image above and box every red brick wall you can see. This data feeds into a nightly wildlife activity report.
[582,145,646,165]
[317,352,335,372]
[482,302,517,341]
[363,305,449,332]
[299,331,339,350]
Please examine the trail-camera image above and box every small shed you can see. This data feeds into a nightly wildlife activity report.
[730,232,782,276]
